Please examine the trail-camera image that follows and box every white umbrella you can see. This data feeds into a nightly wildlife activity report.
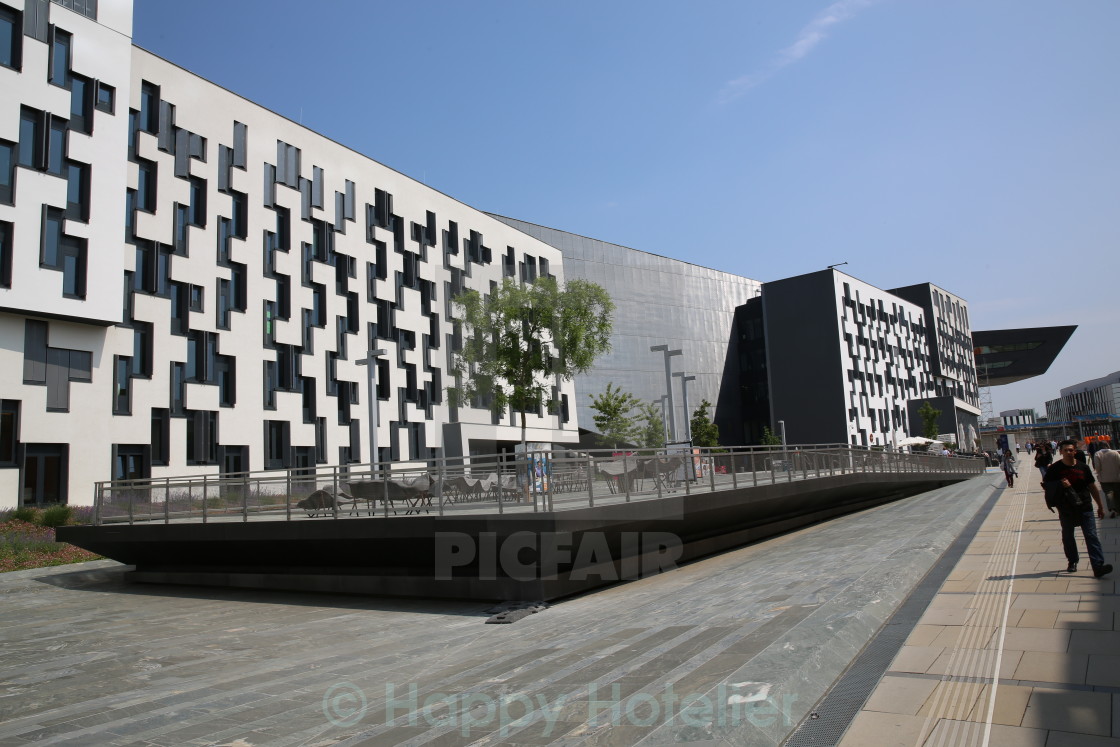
[898,436,935,447]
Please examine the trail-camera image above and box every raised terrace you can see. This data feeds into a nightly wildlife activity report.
[58,445,985,601]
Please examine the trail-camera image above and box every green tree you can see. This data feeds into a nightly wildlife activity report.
[760,426,782,446]
[637,402,666,449]
[449,276,614,449]
[690,399,720,447]
[588,382,641,449]
[918,400,941,440]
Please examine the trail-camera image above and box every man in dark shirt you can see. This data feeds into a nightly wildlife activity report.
[1042,440,1112,577]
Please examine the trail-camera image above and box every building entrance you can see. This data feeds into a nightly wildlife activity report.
[22,444,68,506]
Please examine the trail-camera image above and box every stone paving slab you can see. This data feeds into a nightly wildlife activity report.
[0,476,997,746]
[838,455,1120,746]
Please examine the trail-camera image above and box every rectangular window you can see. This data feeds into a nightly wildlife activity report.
[95,81,114,113]
[217,278,231,329]
[65,160,89,221]
[189,284,204,312]
[41,206,63,267]
[0,4,20,70]
[136,158,156,211]
[0,399,19,466]
[49,26,70,87]
[232,121,247,169]
[60,236,86,298]
[264,420,289,469]
[132,322,153,377]
[18,107,43,169]
[113,355,131,415]
[0,220,10,287]
[188,177,206,226]
[230,190,247,238]
[69,73,92,134]
[47,116,66,176]
[186,410,217,465]
[151,408,169,466]
[139,82,159,134]
[216,355,235,407]
[0,139,13,204]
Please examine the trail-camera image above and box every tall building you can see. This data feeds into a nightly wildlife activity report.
[889,283,981,447]
[735,269,935,448]
[487,216,761,443]
[0,0,578,507]
[1044,371,1120,442]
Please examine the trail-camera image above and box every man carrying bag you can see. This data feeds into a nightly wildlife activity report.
[1043,440,1112,577]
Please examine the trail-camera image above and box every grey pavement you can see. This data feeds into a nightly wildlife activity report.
[0,475,999,746]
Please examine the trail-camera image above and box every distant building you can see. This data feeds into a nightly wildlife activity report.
[733,269,939,448]
[1000,409,1037,426]
[1044,371,1120,442]
[488,216,760,444]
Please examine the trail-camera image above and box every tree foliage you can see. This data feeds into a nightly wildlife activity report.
[690,399,720,447]
[449,277,614,445]
[589,382,641,449]
[918,400,942,440]
[760,426,782,446]
[637,402,666,449]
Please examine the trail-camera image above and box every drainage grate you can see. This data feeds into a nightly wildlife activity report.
[484,600,549,624]
[783,485,1003,746]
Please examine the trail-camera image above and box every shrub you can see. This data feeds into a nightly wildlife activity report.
[10,507,40,524]
[40,504,73,528]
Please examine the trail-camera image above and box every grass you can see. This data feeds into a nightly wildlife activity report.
[0,506,102,573]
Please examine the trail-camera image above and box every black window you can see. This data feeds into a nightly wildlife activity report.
[41,206,63,267]
[132,322,152,377]
[275,205,291,251]
[188,177,206,226]
[230,190,247,238]
[0,139,13,204]
[0,4,21,70]
[150,408,170,466]
[65,160,89,221]
[0,399,18,465]
[49,27,70,87]
[136,158,156,211]
[139,82,159,134]
[186,410,217,465]
[217,278,231,329]
[113,355,131,415]
[216,355,235,407]
[95,81,114,113]
[60,236,86,298]
[18,107,42,169]
[189,284,204,312]
[69,73,92,134]
[47,115,66,175]
[0,220,10,288]
[264,420,289,469]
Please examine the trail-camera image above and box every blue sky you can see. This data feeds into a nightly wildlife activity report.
[132,0,1120,420]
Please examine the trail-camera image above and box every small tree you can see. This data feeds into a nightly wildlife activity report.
[760,426,782,446]
[690,400,720,447]
[918,401,941,440]
[637,402,666,449]
[450,276,614,450]
[589,382,640,449]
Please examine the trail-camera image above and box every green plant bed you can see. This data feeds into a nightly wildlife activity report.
[0,516,102,573]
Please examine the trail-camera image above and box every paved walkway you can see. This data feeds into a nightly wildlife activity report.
[1,462,1113,746]
[839,455,1120,746]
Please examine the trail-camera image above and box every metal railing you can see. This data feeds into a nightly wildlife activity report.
[90,444,984,526]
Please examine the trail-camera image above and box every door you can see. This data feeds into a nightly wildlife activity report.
[22,444,68,506]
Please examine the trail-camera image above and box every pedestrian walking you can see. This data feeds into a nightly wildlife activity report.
[1000,449,1017,487]
[1093,446,1120,518]
[1042,440,1113,577]
[1034,445,1053,478]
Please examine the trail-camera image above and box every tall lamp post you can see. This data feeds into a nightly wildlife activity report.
[673,372,696,441]
[657,395,669,444]
[650,345,682,441]
[355,349,388,465]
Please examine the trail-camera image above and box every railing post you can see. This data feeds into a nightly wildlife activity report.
[586,453,595,509]
[286,468,292,521]
[164,478,171,524]
[438,456,446,516]
[623,455,631,503]
[751,449,757,487]
[202,476,208,523]
[383,461,389,518]
[93,482,102,526]
[242,472,249,522]
[332,465,339,519]
[709,450,717,492]
[731,450,738,490]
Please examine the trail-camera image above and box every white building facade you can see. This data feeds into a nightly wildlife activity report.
[0,0,576,507]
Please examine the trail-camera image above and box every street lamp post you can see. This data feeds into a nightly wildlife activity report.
[354,349,388,465]
[657,395,669,444]
[650,345,682,442]
[673,372,696,442]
